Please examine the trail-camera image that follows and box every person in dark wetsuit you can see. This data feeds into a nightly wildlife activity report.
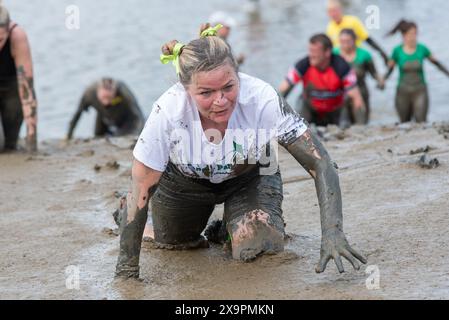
[0,5,38,152]
[278,33,366,127]
[381,20,449,123]
[334,29,383,125]
[66,78,145,140]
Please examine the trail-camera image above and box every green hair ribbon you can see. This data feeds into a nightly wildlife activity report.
[160,42,185,74]
[200,24,223,38]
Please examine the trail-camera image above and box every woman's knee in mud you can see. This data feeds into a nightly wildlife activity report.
[228,209,284,262]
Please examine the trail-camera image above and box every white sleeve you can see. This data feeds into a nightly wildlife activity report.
[258,86,308,146]
[133,104,171,172]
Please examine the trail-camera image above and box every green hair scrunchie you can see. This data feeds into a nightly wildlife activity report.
[200,24,223,38]
[160,42,185,74]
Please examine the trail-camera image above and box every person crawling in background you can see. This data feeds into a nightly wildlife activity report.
[66,78,145,140]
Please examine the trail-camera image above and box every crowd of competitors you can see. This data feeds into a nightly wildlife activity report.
[1,1,449,153]
[279,0,449,128]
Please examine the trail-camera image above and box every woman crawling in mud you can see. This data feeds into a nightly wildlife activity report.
[115,24,367,279]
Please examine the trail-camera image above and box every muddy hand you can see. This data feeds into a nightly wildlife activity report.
[315,228,367,273]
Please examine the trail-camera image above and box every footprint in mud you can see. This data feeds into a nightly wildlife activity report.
[102,227,120,237]
[94,160,120,172]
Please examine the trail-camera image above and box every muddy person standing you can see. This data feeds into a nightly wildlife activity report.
[114,24,367,279]
[0,5,38,152]
[381,20,449,123]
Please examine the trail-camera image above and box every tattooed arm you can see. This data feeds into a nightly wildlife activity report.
[277,97,367,273]
[11,26,37,152]
[115,160,162,278]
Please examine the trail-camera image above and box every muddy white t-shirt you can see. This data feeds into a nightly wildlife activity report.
[133,73,308,183]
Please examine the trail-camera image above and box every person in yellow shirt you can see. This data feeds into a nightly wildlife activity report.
[326,0,388,65]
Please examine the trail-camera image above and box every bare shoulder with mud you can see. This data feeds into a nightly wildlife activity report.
[1,123,448,299]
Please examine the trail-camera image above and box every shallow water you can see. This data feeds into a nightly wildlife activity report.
[4,0,449,140]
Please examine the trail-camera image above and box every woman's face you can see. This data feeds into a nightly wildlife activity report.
[403,27,417,47]
[96,86,116,106]
[339,33,355,52]
[327,6,343,23]
[188,63,239,125]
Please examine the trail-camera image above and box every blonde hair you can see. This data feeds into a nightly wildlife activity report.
[161,24,238,86]
[0,4,10,29]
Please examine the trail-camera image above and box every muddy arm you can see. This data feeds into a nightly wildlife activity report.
[366,37,389,66]
[66,94,90,140]
[278,79,294,99]
[366,60,381,84]
[346,86,366,124]
[115,160,162,278]
[382,60,396,82]
[283,129,367,273]
[428,55,449,77]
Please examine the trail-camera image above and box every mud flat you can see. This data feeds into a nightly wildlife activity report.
[1,122,448,299]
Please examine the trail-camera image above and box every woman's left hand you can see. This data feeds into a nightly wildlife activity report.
[316,227,367,273]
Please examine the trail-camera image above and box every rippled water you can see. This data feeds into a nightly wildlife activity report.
[4,0,449,140]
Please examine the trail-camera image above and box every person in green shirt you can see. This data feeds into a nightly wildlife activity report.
[381,20,449,123]
[334,29,382,125]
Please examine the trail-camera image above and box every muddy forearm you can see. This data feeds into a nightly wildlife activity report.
[116,183,151,277]
[279,79,294,99]
[67,110,83,139]
[116,164,160,278]
[347,87,366,124]
[383,61,395,81]
[17,66,37,151]
[286,130,343,234]
[367,60,380,82]
[366,37,388,64]
[430,58,449,77]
